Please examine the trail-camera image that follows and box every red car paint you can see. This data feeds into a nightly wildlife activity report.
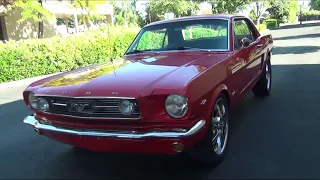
[23,15,273,154]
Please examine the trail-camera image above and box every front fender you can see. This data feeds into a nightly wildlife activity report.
[203,84,230,127]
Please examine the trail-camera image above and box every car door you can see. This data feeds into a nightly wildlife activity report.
[232,19,263,95]
[242,19,264,81]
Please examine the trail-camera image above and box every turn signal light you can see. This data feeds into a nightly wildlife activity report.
[172,142,184,153]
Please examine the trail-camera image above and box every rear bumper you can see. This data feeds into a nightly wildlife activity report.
[23,115,207,154]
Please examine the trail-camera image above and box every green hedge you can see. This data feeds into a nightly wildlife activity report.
[137,28,228,51]
[0,25,140,83]
[184,28,227,40]
[263,19,279,29]
[299,10,320,21]
[0,24,260,83]
[300,10,320,16]
[256,24,267,32]
[137,31,166,50]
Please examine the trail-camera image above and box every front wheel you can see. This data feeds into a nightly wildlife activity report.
[252,56,272,97]
[187,94,230,165]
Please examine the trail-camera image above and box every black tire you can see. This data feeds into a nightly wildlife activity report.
[252,56,272,97]
[187,94,230,165]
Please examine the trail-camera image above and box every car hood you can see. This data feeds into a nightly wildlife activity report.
[28,52,229,98]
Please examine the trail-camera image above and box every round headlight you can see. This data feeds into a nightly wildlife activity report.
[119,100,134,115]
[38,98,49,111]
[165,94,188,119]
[28,92,38,109]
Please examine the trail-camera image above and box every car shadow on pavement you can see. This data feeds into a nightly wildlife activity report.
[273,46,320,55]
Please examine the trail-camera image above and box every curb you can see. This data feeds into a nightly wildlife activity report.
[270,21,320,30]
[0,72,61,90]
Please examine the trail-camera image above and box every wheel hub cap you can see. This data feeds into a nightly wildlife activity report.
[211,101,228,155]
[266,63,271,90]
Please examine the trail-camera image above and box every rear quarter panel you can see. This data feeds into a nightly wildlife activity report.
[259,32,274,68]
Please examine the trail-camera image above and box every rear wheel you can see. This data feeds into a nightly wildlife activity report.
[188,94,230,165]
[252,56,272,97]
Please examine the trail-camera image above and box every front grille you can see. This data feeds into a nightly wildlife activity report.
[38,96,141,119]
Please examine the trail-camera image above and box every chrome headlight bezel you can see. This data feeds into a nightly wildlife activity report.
[119,99,135,115]
[37,98,50,111]
[28,92,39,110]
[165,94,188,119]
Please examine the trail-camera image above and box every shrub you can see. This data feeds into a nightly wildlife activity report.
[136,31,166,50]
[187,28,227,39]
[234,23,251,35]
[0,25,140,83]
[263,19,279,29]
[136,27,228,51]
[299,10,320,21]
[256,24,267,32]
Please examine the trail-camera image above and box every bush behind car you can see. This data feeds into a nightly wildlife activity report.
[0,25,139,83]
[0,23,265,83]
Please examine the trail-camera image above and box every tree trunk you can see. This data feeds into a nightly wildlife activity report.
[38,0,44,39]
[256,1,260,25]
[256,17,261,25]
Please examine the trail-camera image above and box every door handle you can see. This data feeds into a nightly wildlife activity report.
[257,44,263,48]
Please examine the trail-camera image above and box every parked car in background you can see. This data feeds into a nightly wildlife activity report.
[23,15,273,164]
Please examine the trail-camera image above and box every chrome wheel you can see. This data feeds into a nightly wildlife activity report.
[266,63,271,90]
[211,99,229,155]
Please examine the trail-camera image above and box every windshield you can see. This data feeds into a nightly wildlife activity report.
[125,19,229,55]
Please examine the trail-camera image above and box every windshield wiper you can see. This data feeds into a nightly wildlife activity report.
[126,49,151,55]
[165,46,210,52]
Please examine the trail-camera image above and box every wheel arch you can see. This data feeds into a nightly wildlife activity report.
[267,50,271,57]
[204,84,231,124]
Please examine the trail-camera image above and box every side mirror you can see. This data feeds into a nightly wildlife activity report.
[240,37,251,48]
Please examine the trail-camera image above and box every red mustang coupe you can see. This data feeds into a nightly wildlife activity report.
[23,15,273,164]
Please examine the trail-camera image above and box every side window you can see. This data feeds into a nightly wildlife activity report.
[136,29,168,50]
[233,19,255,49]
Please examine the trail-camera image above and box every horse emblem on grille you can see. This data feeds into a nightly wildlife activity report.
[67,102,91,112]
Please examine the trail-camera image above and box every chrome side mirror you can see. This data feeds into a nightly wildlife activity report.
[240,37,251,48]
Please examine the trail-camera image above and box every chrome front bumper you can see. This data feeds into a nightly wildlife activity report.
[23,115,206,139]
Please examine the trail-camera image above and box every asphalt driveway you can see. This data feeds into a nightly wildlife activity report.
[0,23,320,179]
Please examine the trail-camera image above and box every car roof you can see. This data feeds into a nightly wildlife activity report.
[144,14,246,28]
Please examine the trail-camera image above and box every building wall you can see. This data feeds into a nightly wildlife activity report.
[4,7,57,41]
[43,19,57,38]
[106,14,113,25]
[4,8,39,40]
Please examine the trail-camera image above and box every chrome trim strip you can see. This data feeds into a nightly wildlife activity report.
[23,116,206,139]
[94,105,118,108]
[35,94,136,99]
[40,109,141,120]
[34,95,141,119]
[52,104,119,108]
[144,17,231,29]
[52,103,67,106]
[124,49,230,57]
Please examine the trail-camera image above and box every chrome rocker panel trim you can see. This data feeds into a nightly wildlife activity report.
[23,115,206,139]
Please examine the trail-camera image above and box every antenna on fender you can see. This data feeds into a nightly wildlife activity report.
[110,57,116,76]
[108,24,116,76]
